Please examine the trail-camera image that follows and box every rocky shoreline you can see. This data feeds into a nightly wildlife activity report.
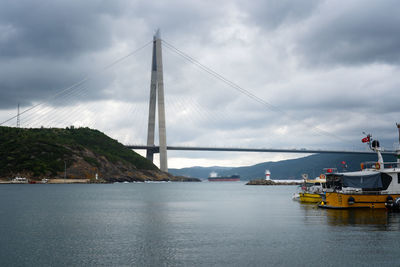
[0,175,201,184]
[246,179,301,185]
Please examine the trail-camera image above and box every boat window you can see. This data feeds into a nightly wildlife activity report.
[381,173,392,190]
[325,174,342,190]
[398,173,400,184]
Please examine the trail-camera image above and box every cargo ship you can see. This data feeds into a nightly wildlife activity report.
[208,173,240,182]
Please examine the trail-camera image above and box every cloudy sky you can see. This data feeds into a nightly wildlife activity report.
[1,0,400,168]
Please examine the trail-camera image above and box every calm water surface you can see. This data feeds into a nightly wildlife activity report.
[1,182,400,266]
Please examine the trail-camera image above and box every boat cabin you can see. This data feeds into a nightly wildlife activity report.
[324,170,396,193]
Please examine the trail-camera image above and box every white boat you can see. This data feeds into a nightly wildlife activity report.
[12,177,28,183]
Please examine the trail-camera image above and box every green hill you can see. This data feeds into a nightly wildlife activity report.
[0,126,178,182]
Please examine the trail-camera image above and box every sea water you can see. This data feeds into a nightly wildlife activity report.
[1,182,400,266]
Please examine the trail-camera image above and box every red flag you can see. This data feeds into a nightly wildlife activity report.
[362,136,370,143]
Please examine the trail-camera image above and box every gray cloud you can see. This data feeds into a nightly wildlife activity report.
[245,0,321,30]
[294,0,400,66]
[0,0,121,59]
[1,0,400,168]
[0,0,228,109]
[0,0,128,109]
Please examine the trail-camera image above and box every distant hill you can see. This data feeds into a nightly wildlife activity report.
[0,126,196,182]
[169,153,397,180]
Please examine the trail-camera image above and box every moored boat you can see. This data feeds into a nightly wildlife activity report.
[319,125,400,209]
[300,193,321,203]
[299,176,327,203]
[12,177,28,184]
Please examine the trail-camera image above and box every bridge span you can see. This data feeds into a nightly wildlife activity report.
[126,145,395,155]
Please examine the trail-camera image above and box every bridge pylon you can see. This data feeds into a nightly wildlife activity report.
[146,30,168,172]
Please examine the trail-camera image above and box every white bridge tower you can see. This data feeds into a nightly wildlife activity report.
[146,30,168,172]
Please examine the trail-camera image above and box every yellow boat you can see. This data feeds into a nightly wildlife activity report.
[299,192,322,203]
[319,127,400,210]
[320,191,400,209]
[299,178,326,203]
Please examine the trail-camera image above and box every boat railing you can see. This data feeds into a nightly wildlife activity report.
[326,190,400,195]
[382,162,400,169]
[362,161,400,170]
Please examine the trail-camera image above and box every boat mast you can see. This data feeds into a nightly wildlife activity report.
[396,123,400,165]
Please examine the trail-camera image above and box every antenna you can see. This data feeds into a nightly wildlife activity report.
[396,123,400,164]
[17,103,20,128]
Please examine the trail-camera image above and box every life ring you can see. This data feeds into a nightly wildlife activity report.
[319,174,326,179]
[360,163,364,170]
[375,162,381,169]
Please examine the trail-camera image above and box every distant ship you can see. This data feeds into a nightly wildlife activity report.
[207,173,240,182]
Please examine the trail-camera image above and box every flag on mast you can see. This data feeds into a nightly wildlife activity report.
[362,136,370,143]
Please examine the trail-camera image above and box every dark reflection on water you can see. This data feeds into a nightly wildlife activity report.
[2,183,400,266]
[325,209,389,228]
[297,199,400,230]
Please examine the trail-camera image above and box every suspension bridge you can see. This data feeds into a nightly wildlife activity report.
[0,30,393,172]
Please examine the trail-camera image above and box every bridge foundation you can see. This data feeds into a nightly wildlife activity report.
[146,30,168,172]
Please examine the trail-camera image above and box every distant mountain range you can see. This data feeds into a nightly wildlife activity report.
[169,153,397,180]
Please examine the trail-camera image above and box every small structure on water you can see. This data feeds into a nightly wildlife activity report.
[265,169,271,180]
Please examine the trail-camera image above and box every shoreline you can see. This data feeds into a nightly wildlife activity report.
[0,179,90,184]
[246,179,302,185]
[0,178,201,184]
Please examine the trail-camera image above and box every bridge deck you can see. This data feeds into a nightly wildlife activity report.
[126,145,395,155]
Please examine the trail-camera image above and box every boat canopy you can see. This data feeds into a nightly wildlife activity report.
[342,173,382,189]
[337,172,392,190]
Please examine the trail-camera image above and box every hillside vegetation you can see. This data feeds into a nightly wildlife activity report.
[0,126,169,181]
